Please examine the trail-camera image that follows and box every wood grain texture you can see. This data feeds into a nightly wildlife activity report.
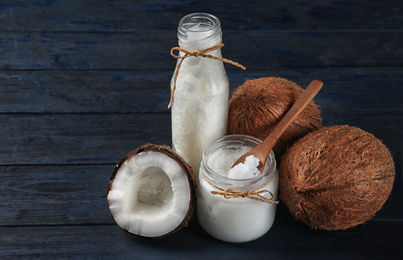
[0,114,171,165]
[1,161,400,227]
[0,165,113,226]
[1,221,402,259]
[0,68,401,113]
[0,112,401,166]
[1,0,401,31]
[0,0,402,258]
[0,30,402,70]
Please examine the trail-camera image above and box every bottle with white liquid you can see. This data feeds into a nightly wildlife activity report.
[170,13,229,176]
[198,134,279,243]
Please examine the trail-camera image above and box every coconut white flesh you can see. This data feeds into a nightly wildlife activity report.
[107,151,191,237]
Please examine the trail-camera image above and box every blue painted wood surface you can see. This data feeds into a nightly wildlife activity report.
[0,0,402,259]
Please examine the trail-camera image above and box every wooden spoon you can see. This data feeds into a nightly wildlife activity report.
[231,79,323,173]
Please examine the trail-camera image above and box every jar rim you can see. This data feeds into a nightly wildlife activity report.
[201,134,277,191]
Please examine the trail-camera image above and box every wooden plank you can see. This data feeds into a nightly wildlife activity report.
[0,0,401,31]
[0,165,113,226]
[0,164,400,226]
[0,70,173,113]
[0,164,116,226]
[1,220,402,259]
[0,30,402,70]
[0,114,172,165]
[227,30,403,70]
[0,113,401,166]
[0,30,177,71]
[0,68,402,114]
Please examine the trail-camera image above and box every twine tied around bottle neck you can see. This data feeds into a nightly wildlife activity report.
[168,39,246,108]
[202,170,279,204]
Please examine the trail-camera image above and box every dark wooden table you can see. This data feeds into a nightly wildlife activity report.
[1,0,402,259]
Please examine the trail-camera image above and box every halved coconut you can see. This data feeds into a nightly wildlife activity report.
[107,143,196,238]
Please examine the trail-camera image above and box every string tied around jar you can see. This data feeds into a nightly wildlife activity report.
[202,171,279,204]
[168,39,246,108]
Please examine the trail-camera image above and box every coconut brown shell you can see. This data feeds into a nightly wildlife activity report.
[279,125,395,230]
[107,143,196,238]
[228,77,322,161]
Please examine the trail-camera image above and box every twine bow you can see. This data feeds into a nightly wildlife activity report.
[203,172,279,204]
[168,39,246,108]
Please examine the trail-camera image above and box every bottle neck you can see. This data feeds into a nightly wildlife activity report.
[177,13,222,51]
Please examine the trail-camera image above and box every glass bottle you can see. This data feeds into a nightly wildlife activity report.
[198,134,279,243]
[170,13,229,176]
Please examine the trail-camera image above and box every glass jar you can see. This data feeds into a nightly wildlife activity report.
[170,13,229,176]
[197,135,279,243]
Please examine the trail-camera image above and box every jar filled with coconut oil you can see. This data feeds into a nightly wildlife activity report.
[198,135,279,243]
[170,13,229,176]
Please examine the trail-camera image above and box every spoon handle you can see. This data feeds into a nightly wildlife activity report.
[232,79,323,172]
[260,79,323,153]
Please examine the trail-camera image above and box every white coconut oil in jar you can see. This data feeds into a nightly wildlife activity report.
[170,13,229,175]
[198,135,279,243]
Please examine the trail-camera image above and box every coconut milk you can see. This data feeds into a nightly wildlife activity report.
[171,13,229,176]
[198,135,279,243]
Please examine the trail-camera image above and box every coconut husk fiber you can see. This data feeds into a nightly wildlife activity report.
[279,125,395,230]
[228,77,322,162]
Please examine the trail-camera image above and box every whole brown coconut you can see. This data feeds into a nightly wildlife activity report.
[279,125,395,230]
[228,77,322,161]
